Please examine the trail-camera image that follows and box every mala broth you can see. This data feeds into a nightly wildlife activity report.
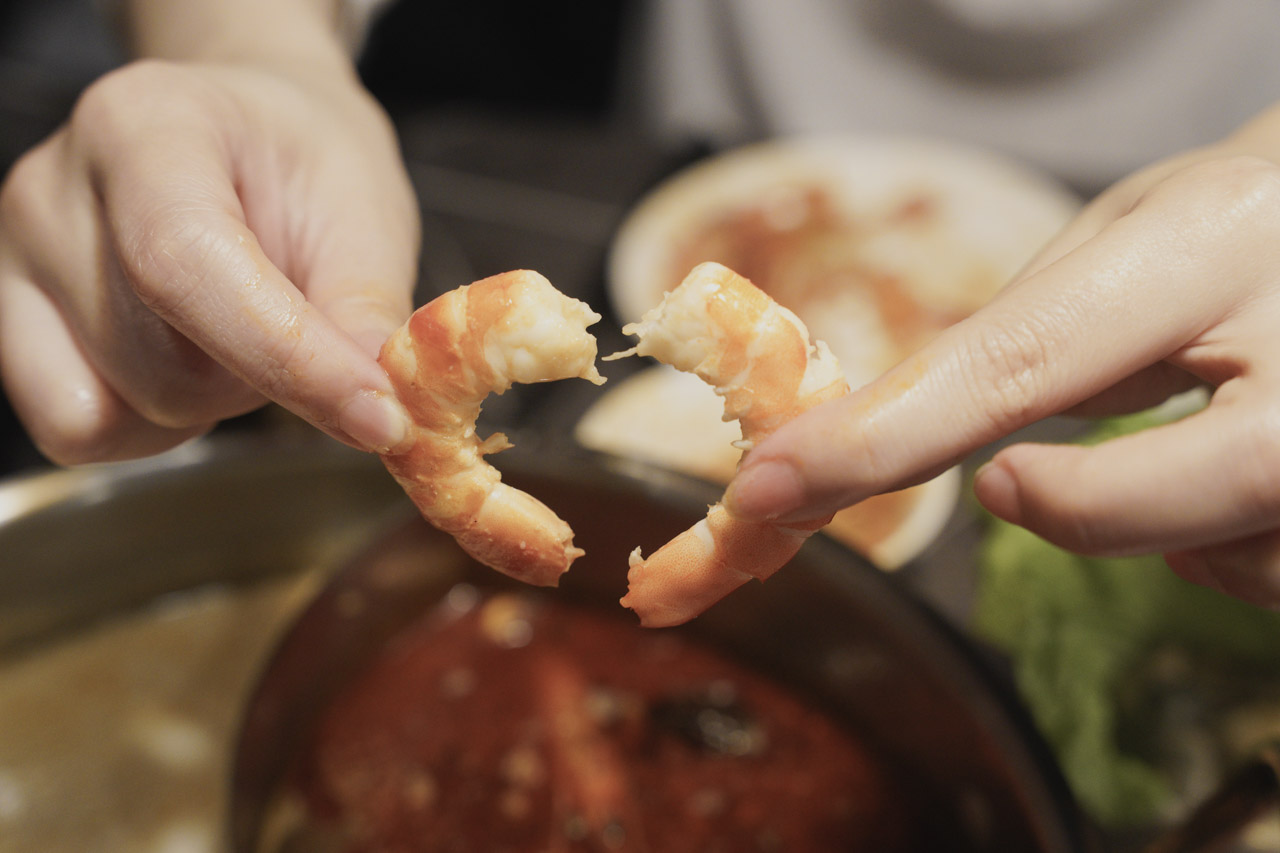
[261,590,913,853]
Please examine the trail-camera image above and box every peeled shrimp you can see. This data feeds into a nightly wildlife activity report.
[609,262,849,627]
[378,270,604,586]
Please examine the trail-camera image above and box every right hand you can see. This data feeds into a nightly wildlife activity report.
[0,56,420,464]
[726,105,1280,608]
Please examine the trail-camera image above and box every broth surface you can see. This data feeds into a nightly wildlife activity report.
[272,588,910,852]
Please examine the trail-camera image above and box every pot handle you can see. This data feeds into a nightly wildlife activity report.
[1142,743,1280,853]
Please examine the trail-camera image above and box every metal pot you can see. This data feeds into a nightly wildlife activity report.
[228,442,1089,852]
[0,434,406,852]
[0,433,1087,851]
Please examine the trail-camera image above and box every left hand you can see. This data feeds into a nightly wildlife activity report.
[0,57,420,463]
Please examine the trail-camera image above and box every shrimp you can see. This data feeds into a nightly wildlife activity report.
[608,262,849,627]
[378,270,604,586]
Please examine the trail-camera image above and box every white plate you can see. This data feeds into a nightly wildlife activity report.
[609,134,1080,385]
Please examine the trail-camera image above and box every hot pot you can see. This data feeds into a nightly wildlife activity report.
[0,431,1088,851]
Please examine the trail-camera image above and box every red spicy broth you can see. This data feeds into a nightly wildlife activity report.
[262,588,914,852]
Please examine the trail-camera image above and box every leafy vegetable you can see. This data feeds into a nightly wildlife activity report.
[972,406,1280,827]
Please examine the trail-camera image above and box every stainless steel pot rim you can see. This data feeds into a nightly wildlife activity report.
[0,441,220,525]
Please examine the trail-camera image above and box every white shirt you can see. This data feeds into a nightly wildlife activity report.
[630,0,1280,191]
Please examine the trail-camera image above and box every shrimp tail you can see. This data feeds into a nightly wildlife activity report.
[621,504,826,627]
[452,483,586,586]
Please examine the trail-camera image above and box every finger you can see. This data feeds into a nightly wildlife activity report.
[4,133,268,429]
[94,129,411,452]
[1059,362,1204,418]
[727,156,1280,523]
[1166,533,1280,611]
[973,395,1280,556]
[1007,148,1211,284]
[0,270,209,463]
[291,198,417,359]
[937,152,1210,423]
[257,143,419,359]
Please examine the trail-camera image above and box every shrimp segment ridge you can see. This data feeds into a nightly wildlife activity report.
[378,270,604,587]
[612,261,849,627]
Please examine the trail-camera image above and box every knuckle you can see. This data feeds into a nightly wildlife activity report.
[1009,450,1118,556]
[37,424,127,467]
[1203,551,1280,611]
[1040,507,1111,556]
[116,212,224,314]
[137,368,238,428]
[36,417,208,466]
[958,318,1057,435]
[24,389,133,466]
[140,389,261,431]
[68,60,185,138]
[132,389,258,434]
[0,144,55,234]
[1159,155,1280,235]
[28,414,97,466]
[112,332,264,428]
[69,64,143,136]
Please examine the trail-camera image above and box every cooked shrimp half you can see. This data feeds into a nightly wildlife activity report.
[379,270,604,586]
[608,261,850,627]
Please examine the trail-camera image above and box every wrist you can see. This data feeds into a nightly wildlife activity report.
[120,0,356,80]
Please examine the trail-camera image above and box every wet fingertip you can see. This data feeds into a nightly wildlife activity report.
[725,459,804,521]
[337,390,412,454]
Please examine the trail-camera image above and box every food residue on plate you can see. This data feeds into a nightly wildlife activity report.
[668,184,1004,382]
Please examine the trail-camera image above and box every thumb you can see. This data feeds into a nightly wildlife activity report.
[99,134,416,453]
[280,155,420,360]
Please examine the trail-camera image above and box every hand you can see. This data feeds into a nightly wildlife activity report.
[0,56,419,463]
[726,106,1280,607]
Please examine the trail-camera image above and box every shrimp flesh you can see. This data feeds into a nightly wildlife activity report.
[608,262,849,627]
[378,270,604,586]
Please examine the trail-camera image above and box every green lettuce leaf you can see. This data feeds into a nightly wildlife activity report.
[972,407,1280,827]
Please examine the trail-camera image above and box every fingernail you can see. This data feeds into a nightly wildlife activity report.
[726,459,806,521]
[973,461,1023,525]
[338,390,411,454]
